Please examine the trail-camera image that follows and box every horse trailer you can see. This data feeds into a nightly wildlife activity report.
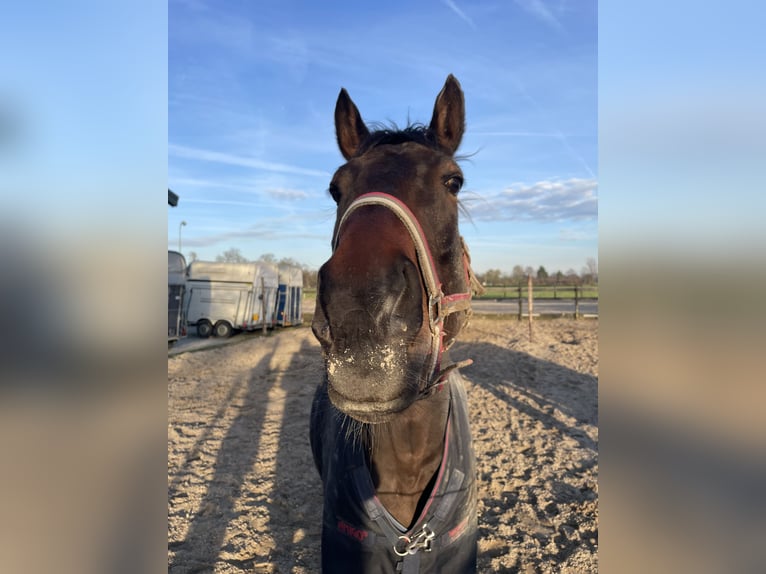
[276,264,303,326]
[168,251,188,343]
[185,261,279,338]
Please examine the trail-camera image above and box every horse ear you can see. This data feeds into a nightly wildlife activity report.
[335,88,370,160]
[429,74,465,154]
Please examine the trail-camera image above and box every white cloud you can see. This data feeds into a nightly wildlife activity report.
[265,188,310,201]
[180,217,328,248]
[558,228,595,242]
[466,178,597,222]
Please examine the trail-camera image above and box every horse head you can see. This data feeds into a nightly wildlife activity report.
[312,75,480,424]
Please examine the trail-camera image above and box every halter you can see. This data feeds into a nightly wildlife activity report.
[332,192,484,397]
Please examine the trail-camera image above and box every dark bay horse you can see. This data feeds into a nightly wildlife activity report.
[310,75,483,573]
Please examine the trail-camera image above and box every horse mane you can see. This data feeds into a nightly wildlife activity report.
[357,122,439,155]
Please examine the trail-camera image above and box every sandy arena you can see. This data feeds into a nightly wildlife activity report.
[168,317,598,573]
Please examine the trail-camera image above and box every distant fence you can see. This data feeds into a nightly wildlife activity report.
[478,283,598,323]
[478,281,598,339]
[476,284,598,301]
[302,283,597,328]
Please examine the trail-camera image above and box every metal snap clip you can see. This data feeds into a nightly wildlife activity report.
[393,523,435,556]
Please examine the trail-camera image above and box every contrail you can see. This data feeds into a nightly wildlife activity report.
[169,143,331,178]
[516,0,564,32]
[442,0,477,29]
[509,75,596,178]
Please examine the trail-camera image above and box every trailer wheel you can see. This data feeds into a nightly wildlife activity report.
[213,320,233,338]
[197,320,213,339]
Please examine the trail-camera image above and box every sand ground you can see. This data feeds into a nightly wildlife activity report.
[168,317,598,573]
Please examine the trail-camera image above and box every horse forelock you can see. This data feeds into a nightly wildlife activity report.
[355,123,439,157]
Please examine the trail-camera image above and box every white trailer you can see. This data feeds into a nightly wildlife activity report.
[185,261,279,338]
[168,251,188,343]
[276,264,303,326]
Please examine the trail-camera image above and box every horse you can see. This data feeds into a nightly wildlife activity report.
[310,75,483,573]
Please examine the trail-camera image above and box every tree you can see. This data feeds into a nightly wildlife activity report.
[482,268,503,286]
[302,269,318,289]
[584,257,598,284]
[278,256,301,267]
[216,247,248,263]
[552,270,564,298]
[524,266,535,279]
[511,265,525,283]
[565,268,580,285]
[536,266,549,284]
[188,251,198,262]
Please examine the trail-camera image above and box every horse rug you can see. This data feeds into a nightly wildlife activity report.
[310,370,478,573]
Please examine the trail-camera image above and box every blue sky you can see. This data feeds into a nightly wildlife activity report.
[169,0,597,274]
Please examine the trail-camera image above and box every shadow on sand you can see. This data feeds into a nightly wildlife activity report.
[168,334,324,573]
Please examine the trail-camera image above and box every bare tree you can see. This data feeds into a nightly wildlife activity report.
[524,266,535,280]
[511,265,525,283]
[278,256,302,267]
[585,257,598,283]
[188,251,198,262]
[215,247,248,263]
[302,269,318,289]
[565,268,580,285]
[482,268,503,286]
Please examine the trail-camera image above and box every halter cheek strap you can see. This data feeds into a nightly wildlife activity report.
[333,192,483,396]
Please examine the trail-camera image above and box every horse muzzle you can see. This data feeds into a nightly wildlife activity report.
[311,266,431,420]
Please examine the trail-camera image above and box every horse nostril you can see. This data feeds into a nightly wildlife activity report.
[312,319,333,346]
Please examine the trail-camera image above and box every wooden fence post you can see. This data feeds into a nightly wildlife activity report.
[517,285,523,320]
[574,285,580,320]
[527,274,534,341]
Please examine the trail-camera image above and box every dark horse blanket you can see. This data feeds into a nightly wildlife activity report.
[310,370,478,573]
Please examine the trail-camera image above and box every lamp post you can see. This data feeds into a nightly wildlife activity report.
[178,220,187,253]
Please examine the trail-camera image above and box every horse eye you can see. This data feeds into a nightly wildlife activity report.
[444,175,463,195]
[328,183,341,203]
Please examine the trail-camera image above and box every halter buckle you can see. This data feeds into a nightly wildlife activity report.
[428,292,443,331]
